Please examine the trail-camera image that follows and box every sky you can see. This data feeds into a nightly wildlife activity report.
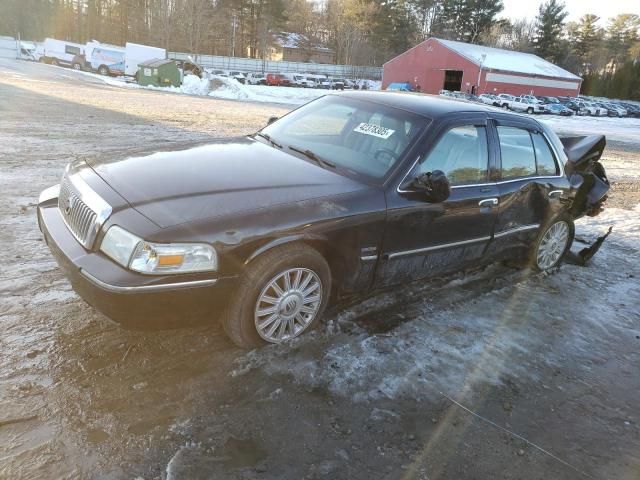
[501,0,639,23]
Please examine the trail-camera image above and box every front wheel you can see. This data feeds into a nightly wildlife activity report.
[222,244,331,348]
[527,107,534,114]
[98,65,109,76]
[531,216,574,271]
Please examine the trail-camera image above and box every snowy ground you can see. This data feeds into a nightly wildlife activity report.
[1,59,639,480]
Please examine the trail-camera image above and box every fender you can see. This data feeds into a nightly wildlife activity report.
[244,233,332,266]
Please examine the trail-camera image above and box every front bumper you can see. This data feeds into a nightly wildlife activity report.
[37,189,237,328]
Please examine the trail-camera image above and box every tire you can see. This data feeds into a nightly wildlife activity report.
[222,244,331,348]
[527,107,534,114]
[502,104,509,110]
[98,65,109,76]
[50,58,58,66]
[72,63,82,71]
[530,214,575,271]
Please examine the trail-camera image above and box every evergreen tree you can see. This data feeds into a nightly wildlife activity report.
[533,0,568,63]
[567,14,601,72]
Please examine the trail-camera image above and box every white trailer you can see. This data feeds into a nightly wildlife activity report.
[0,36,18,59]
[125,42,166,77]
[34,38,85,67]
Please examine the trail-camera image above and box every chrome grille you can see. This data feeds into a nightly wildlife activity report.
[58,173,112,249]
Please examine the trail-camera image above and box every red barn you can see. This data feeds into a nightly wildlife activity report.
[383,37,582,97]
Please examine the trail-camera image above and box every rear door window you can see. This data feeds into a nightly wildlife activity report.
[497,126,536,179]
[531,133,559,175]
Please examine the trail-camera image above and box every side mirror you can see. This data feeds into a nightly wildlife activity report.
[267,116,278,125]
[402,170,451,203]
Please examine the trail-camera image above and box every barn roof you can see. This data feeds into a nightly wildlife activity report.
[436,38,582,81]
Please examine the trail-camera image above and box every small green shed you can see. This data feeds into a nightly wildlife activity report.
[137,59,181,87]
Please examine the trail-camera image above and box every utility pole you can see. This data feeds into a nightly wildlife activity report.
[231,13,237,58]
[477,53,487,94]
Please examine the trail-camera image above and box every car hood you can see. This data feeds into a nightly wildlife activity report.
[87,137,367,228]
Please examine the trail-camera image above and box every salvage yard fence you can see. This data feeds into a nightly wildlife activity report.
[168,52,383,80]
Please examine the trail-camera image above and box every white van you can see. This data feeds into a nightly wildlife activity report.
[85,41,126,75]
[34,38,85,67]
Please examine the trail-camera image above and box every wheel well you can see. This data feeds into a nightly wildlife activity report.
[244,238,347,294]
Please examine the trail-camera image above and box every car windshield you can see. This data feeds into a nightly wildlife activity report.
[260,95,428,179]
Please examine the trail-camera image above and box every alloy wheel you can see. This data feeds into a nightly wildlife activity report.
[537,221,569,270]
[254,268,322,343]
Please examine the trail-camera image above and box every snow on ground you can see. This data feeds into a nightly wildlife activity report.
[231,204,640,403]
[540,115,640,145]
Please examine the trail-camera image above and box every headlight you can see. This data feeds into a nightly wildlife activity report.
[100,226,217,274]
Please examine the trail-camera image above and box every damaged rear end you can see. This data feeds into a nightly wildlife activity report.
[560,135,609,218]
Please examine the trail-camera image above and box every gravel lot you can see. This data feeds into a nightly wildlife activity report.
[1,59,639,480]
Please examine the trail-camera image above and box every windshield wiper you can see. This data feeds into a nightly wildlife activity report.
[288,145,336,169]
[255,132,282,149]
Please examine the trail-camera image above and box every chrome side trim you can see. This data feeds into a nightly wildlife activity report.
[360,255,378,262]
[80,270,217,293]
[548,190,564,198]
[387,236,491,259]
[493,224,540,239]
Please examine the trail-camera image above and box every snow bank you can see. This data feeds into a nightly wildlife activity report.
[180,74,210,96]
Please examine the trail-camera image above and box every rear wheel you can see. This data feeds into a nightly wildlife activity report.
[98,65,109,76]
[502,104,509,110]
[72,63,82,71]
[222,244,331,348]
[531,215,574,271]
[50,58,58,66]
[527,107,534,114]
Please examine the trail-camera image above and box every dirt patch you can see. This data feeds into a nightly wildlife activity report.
[1,60,639,480]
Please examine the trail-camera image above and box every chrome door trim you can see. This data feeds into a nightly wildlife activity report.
[387,236,491,259]
[548,190,564,198]
[478,198,499,207]
[493,224,540,239]
[81,269,218,293]
[360,255,378,261]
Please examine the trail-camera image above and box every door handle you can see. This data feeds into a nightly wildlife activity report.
[478,198,499,207]
[548,190,564,198]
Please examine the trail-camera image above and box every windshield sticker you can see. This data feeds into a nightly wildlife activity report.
[354,123,395,139]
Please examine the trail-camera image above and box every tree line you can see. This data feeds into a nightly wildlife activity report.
[1,0,639,98]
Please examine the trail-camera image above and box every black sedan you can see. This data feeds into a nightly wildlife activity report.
[37,93,609,347]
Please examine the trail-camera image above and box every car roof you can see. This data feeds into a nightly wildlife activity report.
[340,91,497,119]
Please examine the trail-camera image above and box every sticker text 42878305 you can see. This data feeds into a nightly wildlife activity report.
[353,122,396,139]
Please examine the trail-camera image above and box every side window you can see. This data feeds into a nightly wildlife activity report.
[415,125,489,186]
[65,45,80,55]
[497,126,536,179]
[531,133,559,175]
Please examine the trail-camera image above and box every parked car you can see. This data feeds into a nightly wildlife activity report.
[510,97,545,114]
[386,82,413,91]
[266,73,291,86]
[620,102,640,118]
[545,103,574,116]
[245,72,267,85]
[579,101,607,116]
[37,93,610,347]
[497,94,516,109]
[478,94,501,106]
[228,71,246,84]
[598,102,627,117]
